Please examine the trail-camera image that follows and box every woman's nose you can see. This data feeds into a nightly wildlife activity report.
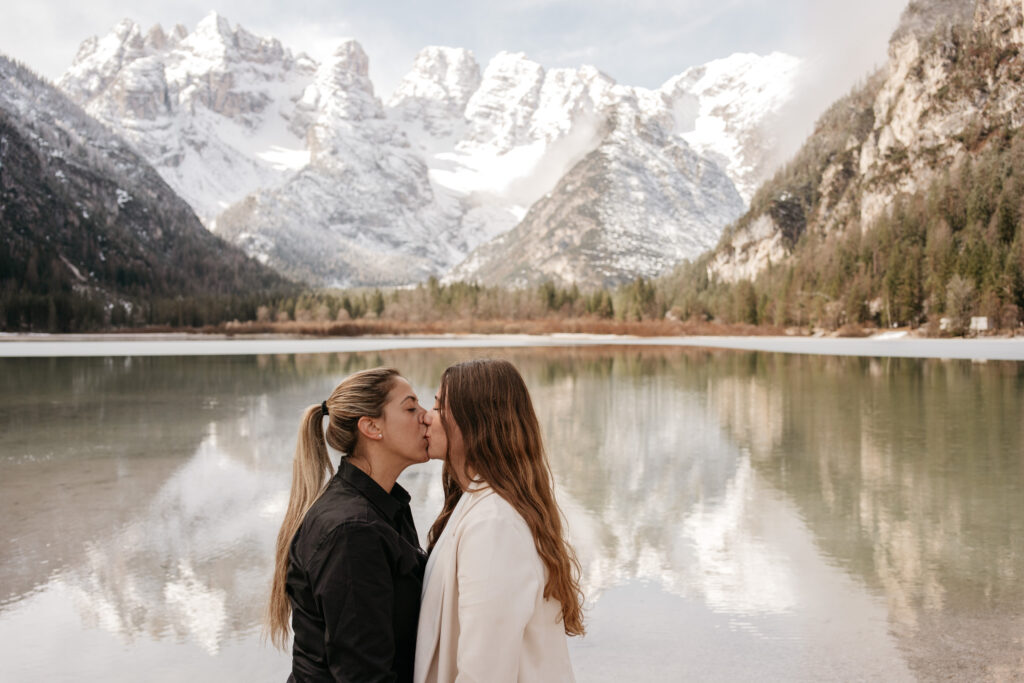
[422,409,432,424]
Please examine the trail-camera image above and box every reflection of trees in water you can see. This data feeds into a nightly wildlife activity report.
[0,354,389,465]
[707,353,1024,678]
[13,347,1019,670]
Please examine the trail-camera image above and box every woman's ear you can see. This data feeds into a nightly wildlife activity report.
[357,415,383,441]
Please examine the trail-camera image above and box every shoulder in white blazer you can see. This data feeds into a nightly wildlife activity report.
[414,486,576,683]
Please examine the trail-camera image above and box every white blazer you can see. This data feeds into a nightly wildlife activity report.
[414,486,575,683]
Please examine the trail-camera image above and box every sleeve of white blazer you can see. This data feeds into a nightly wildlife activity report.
[454,506,541,683]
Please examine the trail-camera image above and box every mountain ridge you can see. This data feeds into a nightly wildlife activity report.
[58,14,801,287]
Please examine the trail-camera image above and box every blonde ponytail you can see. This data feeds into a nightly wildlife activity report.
[265,367,400,649]
[266,404,333,648]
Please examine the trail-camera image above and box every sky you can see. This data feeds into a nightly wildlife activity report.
[1,0,909,157]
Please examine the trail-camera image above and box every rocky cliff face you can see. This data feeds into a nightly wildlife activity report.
[388,46,481,139]
[214,41,456,286]
[708,0,1021,284]
[60,14,801,287]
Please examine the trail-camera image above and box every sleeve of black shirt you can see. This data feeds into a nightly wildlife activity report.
[309,521,397,683]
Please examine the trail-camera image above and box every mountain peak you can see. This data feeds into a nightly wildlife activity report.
[58,11,317,223]
[144,24,167,50]
[388,45,481,123]
[112,18,141,41]
[179,11,237,60]
[656,51,800,203]
[62,18,147,101]
[303,38,380,127]
[328,39,370,78]
[410,45,480,87]
[418,45,475,60]
[890,0,975,46]
[487,51,543,74]
[193,11,233,41]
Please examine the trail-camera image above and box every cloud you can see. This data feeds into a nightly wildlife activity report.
[770,0,908,164]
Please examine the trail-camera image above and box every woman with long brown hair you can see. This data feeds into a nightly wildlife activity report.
[414,358,584,683]
[267,367,430,682]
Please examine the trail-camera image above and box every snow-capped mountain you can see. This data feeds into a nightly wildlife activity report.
[215,40,457,285]
[434,53,760,286]
[59,13,315,227]
[447,90,745,288]
[59,13,801,287]
[389,47,787,286]
[394,51,625,278]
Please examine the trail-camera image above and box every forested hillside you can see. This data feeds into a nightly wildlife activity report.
[665,0,1024,334]
[0,55,294,332]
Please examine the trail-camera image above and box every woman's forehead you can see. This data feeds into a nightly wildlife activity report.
[387,376,415,401]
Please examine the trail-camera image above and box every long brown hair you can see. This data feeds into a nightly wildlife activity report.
[426,359,585,636]
[266,366,400,649]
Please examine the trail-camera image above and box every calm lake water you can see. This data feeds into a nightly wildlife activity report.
[1,346,1022,681]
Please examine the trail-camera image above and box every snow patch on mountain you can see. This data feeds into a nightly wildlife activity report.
[662,52,801,203]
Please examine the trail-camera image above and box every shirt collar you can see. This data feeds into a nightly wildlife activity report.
[337,458,409,523]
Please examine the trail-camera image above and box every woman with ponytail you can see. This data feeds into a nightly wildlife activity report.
[267,367,430,683]
[414,359,584,683]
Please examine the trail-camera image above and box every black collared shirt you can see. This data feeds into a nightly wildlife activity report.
[286,458,426,683]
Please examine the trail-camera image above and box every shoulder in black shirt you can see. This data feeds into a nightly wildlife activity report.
[286,458,426,683]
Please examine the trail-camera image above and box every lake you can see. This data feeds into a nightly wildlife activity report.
[1,346,1022,681]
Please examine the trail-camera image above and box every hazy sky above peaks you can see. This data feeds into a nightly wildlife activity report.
[2,0,909,151]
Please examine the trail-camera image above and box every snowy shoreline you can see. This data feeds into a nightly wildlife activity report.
[1,333,1022,361]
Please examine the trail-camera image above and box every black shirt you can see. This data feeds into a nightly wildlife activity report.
[286,458,426,683]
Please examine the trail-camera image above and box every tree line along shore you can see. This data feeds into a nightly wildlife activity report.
[5,273,1019,340]
[4,126,1023,338]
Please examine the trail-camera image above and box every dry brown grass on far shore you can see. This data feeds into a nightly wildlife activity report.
[130,317,792,338]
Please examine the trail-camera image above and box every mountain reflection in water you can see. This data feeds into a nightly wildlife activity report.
[0,349,1020,681]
